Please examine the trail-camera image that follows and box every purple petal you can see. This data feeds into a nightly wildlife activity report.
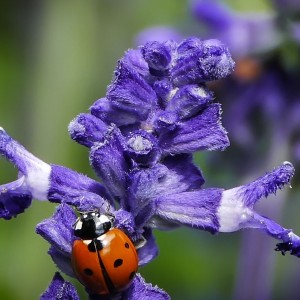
[48,246,74,277]
[124,166,160,226]
[237,162,294,208]
[171,38,235,86]
[154,111,178,134]
[158,103,229,154]
[107,60,157,122]
[0,128,51,218]
[114,209,140,242]
[163,154,205,188]
[89,126,128,201]
[155,188,222,233]
[122,49,150,78]
[217,162,294,232]
[41,272,79,300]
[68,113,108,147]
[0,177,32,219]
[128,158,204,228]
[137,228,159,266]
[49,165,112,211]
[36,203,76,255]
[0,128,51,200]
[165,84,213,119]
[122,273,170,300]
[152,78,174,109]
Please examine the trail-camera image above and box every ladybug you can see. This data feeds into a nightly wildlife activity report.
[71,211,138,295]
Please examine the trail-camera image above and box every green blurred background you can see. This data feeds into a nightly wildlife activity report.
[0,1,299,299]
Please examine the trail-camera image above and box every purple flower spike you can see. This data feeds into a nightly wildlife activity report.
[41,272,79,300]
[171,38,235,86]
[1,36,299,298]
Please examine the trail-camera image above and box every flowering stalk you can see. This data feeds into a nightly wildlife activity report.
[0,37,299,299]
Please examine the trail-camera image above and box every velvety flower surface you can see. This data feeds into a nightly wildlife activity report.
[0,37,299,299]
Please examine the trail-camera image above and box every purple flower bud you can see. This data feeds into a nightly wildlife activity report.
[89,126,129,201]
[125,130,160,167]
[107,60,157,122]
[172,38,235,85]
[90,97,139,127]
[68,113,108,147]
[141,40,175,76]
[165,84,213,119]
[154,111,179,133]
[152,78,175,108]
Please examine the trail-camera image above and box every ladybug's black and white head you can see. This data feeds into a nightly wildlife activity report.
[74,211,114,240]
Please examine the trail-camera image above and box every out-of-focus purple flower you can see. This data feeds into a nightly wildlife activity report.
[273,0,300,11]
[184,0,300,165]
[191,0,281,57]
[0,37,299,299]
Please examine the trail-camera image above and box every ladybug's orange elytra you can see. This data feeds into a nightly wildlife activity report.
[71,212,138,295]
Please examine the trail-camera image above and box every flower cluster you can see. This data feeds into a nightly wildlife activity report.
[135,2,300,298]
[0,37,299,299]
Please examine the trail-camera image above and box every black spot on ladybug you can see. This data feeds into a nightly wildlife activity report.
[125,242,129,249]
[84,268,93,276]
[114,258,123,268]
[129,271,135,280]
